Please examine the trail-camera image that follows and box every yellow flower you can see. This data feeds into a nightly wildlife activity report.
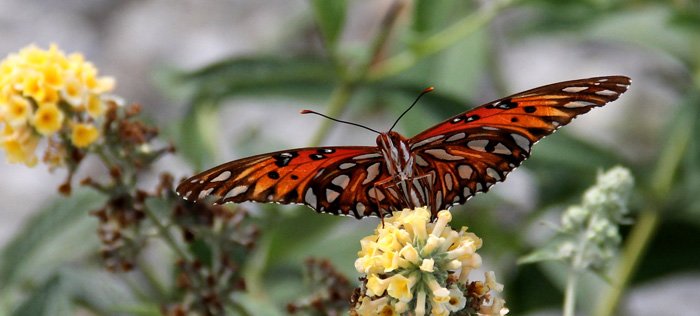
[61,76,85,107]
[419,258,434,272]
[32,103,64,135]
[366,274,388,296]
[20,45,49,66]
[3,95,33,125]
[386,274,413,302]
[71,123,99,147]
[42,63,64,89]
[1,126,39,166]
[86,94,105,118]
[352,207,506,315]
[445,285,467,312]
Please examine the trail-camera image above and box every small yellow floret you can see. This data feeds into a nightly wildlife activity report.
[71,123,99,147]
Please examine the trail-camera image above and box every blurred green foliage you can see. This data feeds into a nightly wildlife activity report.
[2,0,700,315]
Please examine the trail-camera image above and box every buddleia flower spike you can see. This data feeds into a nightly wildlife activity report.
[351,207,508,316]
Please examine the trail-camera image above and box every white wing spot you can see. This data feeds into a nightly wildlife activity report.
[482,126,499,131]
[511,133,531,152]
[313,168,325,179]
[368,187,385,201]
[411,135,444,149]
[210,171,232,182]
[552,121,561,127]
[356,202,366,214]
[493,143,512,155]
[198,188,214,200]
[183,191,193,199]
[363,163,381,184]
[446,133,466,142]
[331,174,350,189]
[353,153,382,160]
[339,163,356,169]
[467,139,490,152]
[425,148,463,161]
[415,155,429,167]
[598,78,609,82]
[463,187,472,197]
[387,187,400,199]
[444,173,453,191]
[326,189,340,203]
[224,185,248,199]
[562,86,589,93]
[458,165,473,179]
[305,189,317,206]
[595,89,618,96]
[190,178,200,183]
[476,183,483,191]
[486,168,502,181]
[563,101,596,108]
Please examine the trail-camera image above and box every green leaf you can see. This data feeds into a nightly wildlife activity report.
[0,190,104,289]
[178,100,220,170]
[11,274,72,316]
[310,0,347,49]
[59,266,139,314]
[168,57,337,102]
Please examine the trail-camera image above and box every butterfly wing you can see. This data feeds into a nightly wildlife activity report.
[408,75,631,211]
[176,146,401,218]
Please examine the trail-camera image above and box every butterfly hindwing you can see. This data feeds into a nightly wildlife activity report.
[409,76,631,210]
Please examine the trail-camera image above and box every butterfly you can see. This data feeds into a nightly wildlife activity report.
[176,76,630,219]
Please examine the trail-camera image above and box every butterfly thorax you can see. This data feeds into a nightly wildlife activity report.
[376,131,414,181]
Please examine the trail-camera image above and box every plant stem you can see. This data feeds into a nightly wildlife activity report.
[367,0,514,81]
[594,91,697,316]
[142,204,192,262]
[307,82,355,146]
[563,268,580,316]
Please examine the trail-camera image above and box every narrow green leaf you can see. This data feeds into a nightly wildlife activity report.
[59,266,138,314]
[168,57,336,102]
[0,190,104,288]
[310,0,347,48]
[178,100,220,169]
[12,274,72,316]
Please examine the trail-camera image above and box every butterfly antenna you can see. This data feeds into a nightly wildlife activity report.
[300,109,382,134]
[389,86,435,132]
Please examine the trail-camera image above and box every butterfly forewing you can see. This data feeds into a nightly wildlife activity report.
[408,76,631,210]
[176,146,402,218]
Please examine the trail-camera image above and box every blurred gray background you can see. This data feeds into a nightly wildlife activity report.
[0,1,694,315]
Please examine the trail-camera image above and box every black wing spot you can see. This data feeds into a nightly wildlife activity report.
[484,141,496,153]
[318,148,335,154]
[511,117,519,122]
[450,115,465,124]
[290,175,299,180]
[273,151,298,167]
[310,154,326,160]
[466,114,480,122]
[267,171,280,179]
[524,106,536,113]
[497,100,518,109]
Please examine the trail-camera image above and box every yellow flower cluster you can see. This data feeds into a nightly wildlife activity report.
[0,44,114,166]
[353,207,508,316]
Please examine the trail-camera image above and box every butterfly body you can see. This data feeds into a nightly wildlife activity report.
[177,76,631,219]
